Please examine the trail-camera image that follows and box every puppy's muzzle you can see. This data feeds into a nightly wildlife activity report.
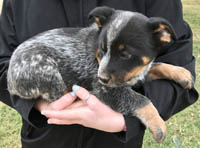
[98,72,111,84]
[98,77,110,84]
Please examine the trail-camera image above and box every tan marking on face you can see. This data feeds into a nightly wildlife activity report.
[119,44,125,52]
[142,56,151,65]
[124,65,147,81]
[107,79,113,86]
[111,74,124,83]
[99,73,124,87]
[107,74,117,86]
[99,75,113,86]
[103,74,124,87]
[96,48,101,64]
[95,17,102,28]
[101,43,105,50]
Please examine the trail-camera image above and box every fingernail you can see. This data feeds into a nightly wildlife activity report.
[73,85,80,91]
[41,111,46,115]
[71,92,76,97]
[47,120,52,124]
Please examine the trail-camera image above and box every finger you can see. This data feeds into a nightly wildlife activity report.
[47,118,77,125]
[67,100,86,110]
[34,99,51,112]
[42,107,87,121]
[49,92,77,110]
[72,85,100,107]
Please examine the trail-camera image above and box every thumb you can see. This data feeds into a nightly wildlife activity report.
[72,85,100,107]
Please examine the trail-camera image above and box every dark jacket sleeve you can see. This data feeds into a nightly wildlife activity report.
[117,0,199,143]
[0,0,47,128]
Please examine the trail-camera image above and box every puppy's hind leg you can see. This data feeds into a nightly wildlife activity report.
[7,50,66,102]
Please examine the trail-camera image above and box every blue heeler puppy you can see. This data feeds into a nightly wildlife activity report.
[7,7,193,143]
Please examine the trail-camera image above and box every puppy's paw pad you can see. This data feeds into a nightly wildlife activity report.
[179,79,194,89]
[154,128,165,144]
[176,68,193,89]
[149,122,166,143]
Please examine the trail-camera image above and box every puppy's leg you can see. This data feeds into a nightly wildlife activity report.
[7,47,67,102]
[129,90,166,143]
[147,63,193,89]
[135,102,166,143]
[95,85,166,143]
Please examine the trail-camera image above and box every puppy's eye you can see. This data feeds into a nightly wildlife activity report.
[119,51,132,60]
[119,44,132,60]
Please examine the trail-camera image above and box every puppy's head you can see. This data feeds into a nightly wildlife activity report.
[89,6,177,87]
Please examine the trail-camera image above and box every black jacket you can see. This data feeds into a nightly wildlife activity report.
[0,0,198,148]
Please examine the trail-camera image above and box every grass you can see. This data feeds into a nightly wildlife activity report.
[0,103,21,148]
[0,0,199,148]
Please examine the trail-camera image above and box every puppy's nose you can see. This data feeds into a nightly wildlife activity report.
[99,77,110,84]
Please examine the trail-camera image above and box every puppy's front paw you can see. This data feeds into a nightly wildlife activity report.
[149,120,166,143]
[135,103,166,143]
[175,67,194,89]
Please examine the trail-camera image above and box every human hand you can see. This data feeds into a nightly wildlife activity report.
[41,85,126,133]
[34,92,77,112]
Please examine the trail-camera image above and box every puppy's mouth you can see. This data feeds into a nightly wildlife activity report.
[98,76,121,87]
[125,75,143,86]
[98,76,134,88]
[98,62,154,87]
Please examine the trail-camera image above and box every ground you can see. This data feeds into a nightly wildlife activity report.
[0,0,199,147]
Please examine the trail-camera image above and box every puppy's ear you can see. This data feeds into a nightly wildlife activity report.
[148,17,177,46]
[88,6,115,29]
